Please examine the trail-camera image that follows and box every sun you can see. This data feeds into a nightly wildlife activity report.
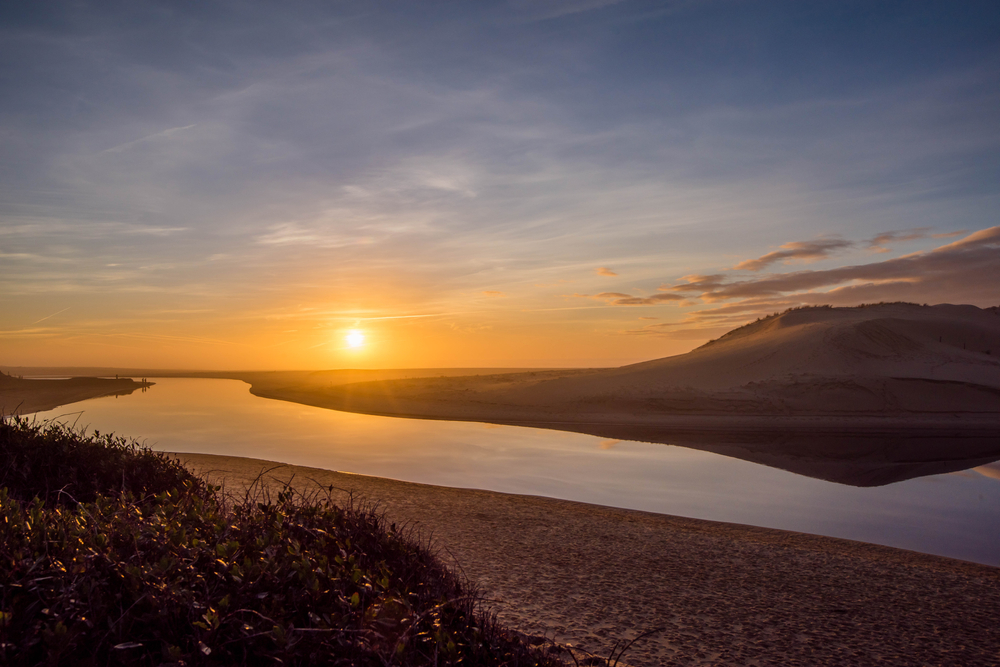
[345,329,365,348]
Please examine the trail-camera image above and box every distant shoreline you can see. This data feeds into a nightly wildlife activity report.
[0,374,153,415]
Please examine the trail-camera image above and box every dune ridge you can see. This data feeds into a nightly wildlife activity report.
[508,302,1000,411]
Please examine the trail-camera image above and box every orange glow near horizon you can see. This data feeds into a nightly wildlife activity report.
[3,226,997,372]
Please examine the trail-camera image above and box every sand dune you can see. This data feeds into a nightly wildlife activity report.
[247,304,1000,485]
[502,302,1000,411]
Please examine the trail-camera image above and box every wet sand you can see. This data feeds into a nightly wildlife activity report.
[177,452,1000,667]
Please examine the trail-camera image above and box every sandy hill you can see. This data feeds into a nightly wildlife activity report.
[499,302,1000,414]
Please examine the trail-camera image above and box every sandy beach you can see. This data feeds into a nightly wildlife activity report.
[178,452,1000,667]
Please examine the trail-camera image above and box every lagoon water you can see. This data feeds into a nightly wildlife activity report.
[28,377,1000,566]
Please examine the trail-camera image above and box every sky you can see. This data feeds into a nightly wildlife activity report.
[1,0,999,369]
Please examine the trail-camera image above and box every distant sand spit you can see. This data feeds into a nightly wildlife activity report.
[177,453,1000,667]
[0,373,151,415]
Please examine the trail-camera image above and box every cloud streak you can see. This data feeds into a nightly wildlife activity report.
[577,291,685,306]
[734,238,853,271]
[672,227,1000,304]
[102,124,198,154]
[867,228,932,252]
[602,227,1000,337]
[866,227,966,253]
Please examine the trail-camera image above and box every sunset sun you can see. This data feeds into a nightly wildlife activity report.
[345,330,365,349]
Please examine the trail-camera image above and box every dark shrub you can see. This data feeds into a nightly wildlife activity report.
[0,417,199,505]
[0,418,562,666]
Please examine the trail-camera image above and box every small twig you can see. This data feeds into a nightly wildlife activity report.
[230,608,279,626]
[609,626,665,667]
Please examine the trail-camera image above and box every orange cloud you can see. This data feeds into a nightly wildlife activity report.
[867,228,931,253]
[579,291,684,306]
[735,238,853,271]
[595,267,618,277]
[593,227,1000,343]
[664,226,1000,305]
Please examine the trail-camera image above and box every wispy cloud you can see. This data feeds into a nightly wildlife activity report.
[734,238,853,271]
[103,125,198,154]
[595,266,618,276]
[597,227,1000,338]
[866,227,932,252]
[508,0,630,21]
[0,220,187,238]
[662,274,727,293]
[28,307,71,326]
[577,291,685,306]
[865,227,965,253]
[254,223,375,248]
[668,226,1000,305]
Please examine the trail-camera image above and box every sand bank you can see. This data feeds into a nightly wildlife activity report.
[177,452,1000,667]
[0,374,152,416]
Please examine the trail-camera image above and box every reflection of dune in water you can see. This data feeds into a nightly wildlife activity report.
[584,427,1000,487]
[973,462,1000,481]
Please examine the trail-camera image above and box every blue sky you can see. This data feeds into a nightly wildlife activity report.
[1,1,998,368]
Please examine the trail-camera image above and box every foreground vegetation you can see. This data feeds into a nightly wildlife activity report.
[0,418,562,666]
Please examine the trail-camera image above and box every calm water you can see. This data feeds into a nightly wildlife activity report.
[28,378,1000,566]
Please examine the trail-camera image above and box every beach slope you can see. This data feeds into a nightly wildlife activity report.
[178,453,1000,667]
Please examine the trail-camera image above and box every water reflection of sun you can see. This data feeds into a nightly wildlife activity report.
[345,330,365,348]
